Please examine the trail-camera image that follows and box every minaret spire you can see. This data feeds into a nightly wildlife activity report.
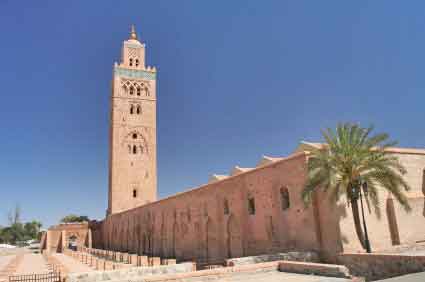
[130,24,138,40]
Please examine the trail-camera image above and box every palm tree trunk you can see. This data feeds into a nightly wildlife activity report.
[351,198,366,249]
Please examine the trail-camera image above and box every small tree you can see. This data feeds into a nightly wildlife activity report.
[23,221,42,240]
[60,214,89,223]
[0,206,43,244]
[0,223,25,244]
[0,227,12,244]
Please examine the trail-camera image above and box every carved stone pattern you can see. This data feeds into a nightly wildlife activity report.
[119,79,150,97]
[121,131,149,156]
[127,47,140,58]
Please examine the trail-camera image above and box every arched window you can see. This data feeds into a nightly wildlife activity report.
[139,145,144,154]
[145,88,150,96]
[280,187,290,211]
[224,199,230,215]
[137,87,141,96]
[248,197,256,215]
[128,145,132,153]
[129,58,133,66]
[133,145,137,154]
[129,87,134,95]
[136,105,141,114]
[135,59,139,67]
[133,189,137,198]
[130,104,134,114]
[132,133,137,139]
[187,207,191,222]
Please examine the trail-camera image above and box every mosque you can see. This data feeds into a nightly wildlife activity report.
[41,27,425,265]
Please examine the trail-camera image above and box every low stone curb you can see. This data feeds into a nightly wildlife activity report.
[65,262,195,282]
[225,251,320,266]
[338,252,425,281]
[278,260,351,278]
[140,260,352,282]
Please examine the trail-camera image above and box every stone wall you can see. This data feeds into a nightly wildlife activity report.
[337,253,425,281]
[93,152,322,265]
[90,147,425,264]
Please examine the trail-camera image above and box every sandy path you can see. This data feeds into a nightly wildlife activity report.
[51,254,92,273]
[14,254,49,274]
[0,256,15,272]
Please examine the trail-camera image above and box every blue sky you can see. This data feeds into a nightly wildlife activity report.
[0,1,424,227]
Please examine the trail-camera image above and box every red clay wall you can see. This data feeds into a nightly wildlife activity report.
[91,149,425,264]
[45,223,90,253]
[293,143,425,258]
[92,152,322,264]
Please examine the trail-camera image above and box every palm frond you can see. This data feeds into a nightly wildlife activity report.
[302,122,411,215]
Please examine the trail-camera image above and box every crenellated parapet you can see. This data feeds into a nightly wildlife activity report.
[207,154,285,184]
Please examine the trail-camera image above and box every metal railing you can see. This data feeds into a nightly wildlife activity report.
[9,271,60,282]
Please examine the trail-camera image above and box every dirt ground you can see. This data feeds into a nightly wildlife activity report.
[0,247,32,257]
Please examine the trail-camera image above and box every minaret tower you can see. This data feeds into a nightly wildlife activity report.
[107,25,157,215]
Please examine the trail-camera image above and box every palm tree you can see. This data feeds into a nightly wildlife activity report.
[302,123,411,250]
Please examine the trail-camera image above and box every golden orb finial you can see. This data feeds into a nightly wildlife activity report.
[130,24,137,40]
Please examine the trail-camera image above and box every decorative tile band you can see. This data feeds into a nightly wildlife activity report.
[114,67,156,80]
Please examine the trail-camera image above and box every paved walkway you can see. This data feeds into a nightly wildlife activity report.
[14,254,49,274]
[51,254,92,273]
[376,272,425,282]
[175,270,352,282]
[396,250,425,256]
[0,256,15,272]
